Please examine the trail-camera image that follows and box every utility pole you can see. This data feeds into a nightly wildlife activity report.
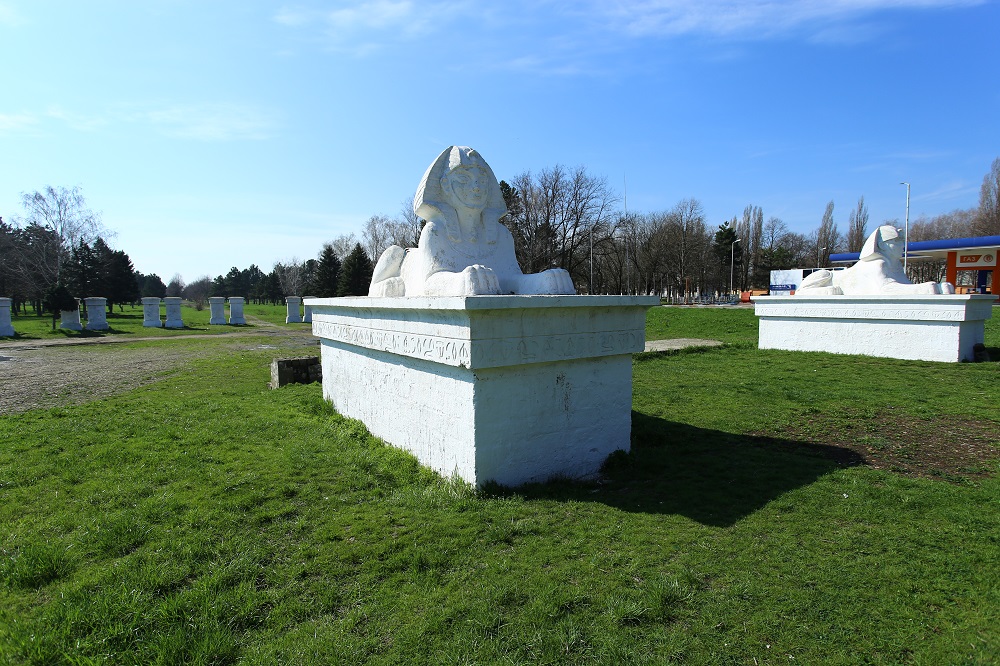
[900,182,910,273]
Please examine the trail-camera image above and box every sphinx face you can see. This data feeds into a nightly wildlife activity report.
[442,165,490,211]
[879,229,904,262]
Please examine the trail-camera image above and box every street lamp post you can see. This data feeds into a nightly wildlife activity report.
[818,246,826,267]
[900,182,910,273]
[730,238,741,295]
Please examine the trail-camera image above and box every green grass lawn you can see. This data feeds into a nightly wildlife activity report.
[1,309,998,664]
[4,303,300,340]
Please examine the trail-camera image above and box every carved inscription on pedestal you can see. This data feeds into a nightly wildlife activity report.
[313,320,642,369]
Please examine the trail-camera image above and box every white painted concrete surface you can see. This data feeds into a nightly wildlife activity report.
[141,297,162,327]
[308,295,658,486]
[60,305,83,331]
[84,297,109,331]
[164,297,184,329]
[755,294,994,362]
[208,297,226,325]
[0,298,14,337]
[228,297,246,325]
[286,296,302,323]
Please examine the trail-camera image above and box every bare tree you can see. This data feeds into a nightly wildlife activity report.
[846,196,869,252]
[166,273,186,297]
[816,201,840,265]
[17,186,107,286]
[974,157,1000,236]
[398,195,423,247]
[329,233,359,261]
[182,276,212,310]
[907,208,977,241]
[507,165,617,287]
[361,214,396,262]
[273,259,307,296]
[662,199,710,297]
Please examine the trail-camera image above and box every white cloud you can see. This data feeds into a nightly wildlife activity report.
[0,112,38,133]
[273,0,481,55]
[913,180,978,202]
[142,104,277,141]
[0,2,25,26]
[593,0,985,39]
[45,106,109,132]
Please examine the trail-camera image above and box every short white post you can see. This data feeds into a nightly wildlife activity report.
[164,297,184,329]
[228,297,246,325]
[285,296,303,323]
[142,297,162,327]
[303,296,315,323]
[0,297,14,337]
[208,296,226,325]
[83,297,109,330]
[60,301,83,331]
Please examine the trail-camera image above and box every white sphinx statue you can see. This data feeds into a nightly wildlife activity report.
[369,146,575,297]
[797,225,955,296]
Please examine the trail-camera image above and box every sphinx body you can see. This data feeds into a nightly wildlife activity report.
[369,146,575,297]
[797,225,955,296]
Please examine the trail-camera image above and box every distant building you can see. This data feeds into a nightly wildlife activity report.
[831,235,1000,294]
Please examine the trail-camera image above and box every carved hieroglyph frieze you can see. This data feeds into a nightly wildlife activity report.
[312,320,643,369]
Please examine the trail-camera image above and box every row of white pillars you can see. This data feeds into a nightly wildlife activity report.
[1,296,128,335]
[206,297,247,326]
[1,295,296,338]
[285,296,316,324]
[140,296,246,328]
[0,298,14,336]
[58,297,109,331]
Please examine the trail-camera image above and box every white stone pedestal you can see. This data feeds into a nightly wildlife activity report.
[84,297,109,330]
[208,296,226,325]
[754,294,995,362]
[0,298,14,337]
[142,297,162,327]
[286,296,303,323]
[164,297,184,329]
[228,297,246,325]
[308,295,658,487]
[60,304,83,331]
[303,296,315,324]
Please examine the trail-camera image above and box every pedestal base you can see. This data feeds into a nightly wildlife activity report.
[308,295,657,486]
[754,294,994,362]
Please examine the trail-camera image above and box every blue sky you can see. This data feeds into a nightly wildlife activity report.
[2,0,997,283]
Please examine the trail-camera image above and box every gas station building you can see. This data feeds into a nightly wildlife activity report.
[830,234,1000,294]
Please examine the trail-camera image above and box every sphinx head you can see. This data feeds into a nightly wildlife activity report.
[441,149,490,211]
[414,146,507,236]
[860,225,904,263]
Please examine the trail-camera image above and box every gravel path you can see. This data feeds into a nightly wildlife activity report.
[0,322,317,415]
[1,319,715,415]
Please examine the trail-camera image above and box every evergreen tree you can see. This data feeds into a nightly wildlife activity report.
[63,241,96,298]
[337,243,374,297]
[309,244,341,297]
[43,282,76,330]
[136,273,167,298]
[211,275,227,297]
[106,249,140,310]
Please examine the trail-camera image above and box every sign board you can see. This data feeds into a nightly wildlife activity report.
[768,270,803,296]
[955,249,998,269]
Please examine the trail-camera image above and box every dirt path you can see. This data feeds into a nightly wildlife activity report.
[1,320,719,416]
[0,322,317,415]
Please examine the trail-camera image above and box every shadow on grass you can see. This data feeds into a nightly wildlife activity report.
[983,346,1000,362]
[495,412,863,528]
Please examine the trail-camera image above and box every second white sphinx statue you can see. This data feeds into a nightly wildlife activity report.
[369,146,576,297]
[798,225,955,296]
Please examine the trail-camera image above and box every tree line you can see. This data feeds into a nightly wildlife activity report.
[5,158,998,308]
[0,186,147,315]
[334,155,999,297]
